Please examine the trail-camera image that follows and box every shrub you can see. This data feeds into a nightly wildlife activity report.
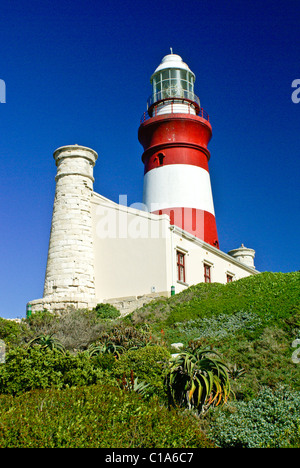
[0,347,103,395]
[0,385,215,448]
[0,318,26,348]
[97,324,153,351]
[217,325,300,399]
[209,386,300,448]
[24,308,111,352]
[25,309,58,333]
[113,345,171,399]
[47,309,110,351]
[90,352,116,371]
[93,303,120,320]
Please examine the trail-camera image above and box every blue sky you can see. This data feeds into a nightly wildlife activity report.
[0,0,299,319]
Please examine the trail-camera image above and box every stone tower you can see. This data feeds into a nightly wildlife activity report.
[30,144,98,312]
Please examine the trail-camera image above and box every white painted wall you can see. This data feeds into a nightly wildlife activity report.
[91,193,171,301]
[91,194,257,301]
[170,227,256,295]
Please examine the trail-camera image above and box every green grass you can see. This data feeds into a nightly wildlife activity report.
[128,272,300,336]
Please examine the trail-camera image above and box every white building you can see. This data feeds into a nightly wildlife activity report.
[29,54,257,316]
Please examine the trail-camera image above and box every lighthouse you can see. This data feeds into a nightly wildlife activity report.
[28,51,258,316]
[138,52,219,248]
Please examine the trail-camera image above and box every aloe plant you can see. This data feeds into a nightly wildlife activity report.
[117,370,152,397]
[27,334,65,354]
[165,347,232,413]
[87,340,124,359]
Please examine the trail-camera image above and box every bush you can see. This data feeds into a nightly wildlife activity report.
[52,309,108,351]
[96,324,153,351]
[209,386,300,448]
[25,308,110,352]
[0,385,215,448]
[0,318,26,348]
[0,347,103,395]
[93,303,120,320]
[25,309,58,333]
[113,345,171,399]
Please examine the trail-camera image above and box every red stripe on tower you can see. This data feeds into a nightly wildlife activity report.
[138,53,219,248]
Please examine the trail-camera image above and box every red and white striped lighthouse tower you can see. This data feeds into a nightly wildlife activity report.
[138,52,219,248]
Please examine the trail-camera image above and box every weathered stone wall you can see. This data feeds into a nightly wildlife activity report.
[104,291,169,316]
[43,145,98,303]
[29,297,98,314]
[29,292,168,317]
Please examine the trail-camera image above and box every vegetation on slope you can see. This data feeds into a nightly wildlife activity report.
[127,271,299,337]
[0,271,299,448]
[127,271,300,399]
[0,385,214,448]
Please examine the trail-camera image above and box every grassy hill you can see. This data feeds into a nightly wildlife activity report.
[126,271,300,399]
[0,271,299,447]
[128,271,299,337]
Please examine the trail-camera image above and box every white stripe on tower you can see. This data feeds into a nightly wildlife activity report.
[143,164,215,215]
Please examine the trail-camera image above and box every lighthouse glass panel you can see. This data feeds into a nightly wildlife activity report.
[152,69,195,102]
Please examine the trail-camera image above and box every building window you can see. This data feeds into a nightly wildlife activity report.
[177,250,186,283]
[227,274,233,283]
[204,263,211,283]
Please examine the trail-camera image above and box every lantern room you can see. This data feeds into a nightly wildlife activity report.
[147,52,200,116]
